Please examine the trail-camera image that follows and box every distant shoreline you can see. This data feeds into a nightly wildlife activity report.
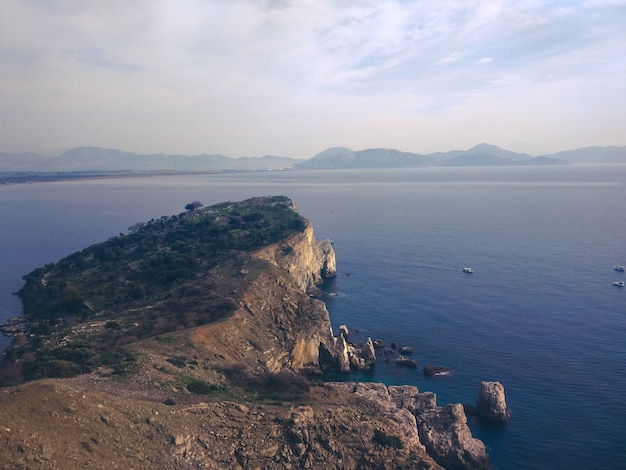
[0,169,273,185]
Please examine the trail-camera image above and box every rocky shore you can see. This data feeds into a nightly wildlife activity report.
[0,196,507,469]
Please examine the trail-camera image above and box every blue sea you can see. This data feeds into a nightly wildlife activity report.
[1,165,625,469]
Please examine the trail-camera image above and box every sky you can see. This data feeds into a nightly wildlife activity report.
[1,1,625,158]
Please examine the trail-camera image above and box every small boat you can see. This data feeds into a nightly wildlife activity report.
[614,281,625,287]
[463,267,473,273]
[614,266,625,272]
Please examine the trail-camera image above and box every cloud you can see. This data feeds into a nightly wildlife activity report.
[0,0,625,156]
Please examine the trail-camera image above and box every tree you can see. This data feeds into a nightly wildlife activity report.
[185,200,204,211]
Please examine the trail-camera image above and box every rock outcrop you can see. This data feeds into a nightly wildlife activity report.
[179,212,346,376]
[416,403,491,470]
[476,381,510,423]
[332,382,491,470]
[254,222,336,293]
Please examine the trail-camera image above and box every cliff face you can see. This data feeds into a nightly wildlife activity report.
[253,222,336,293]
[188,220,338,375]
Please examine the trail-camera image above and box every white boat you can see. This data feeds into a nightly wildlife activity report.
[614,281,625,287]
[463,267,473,273]
[614,266,625,272]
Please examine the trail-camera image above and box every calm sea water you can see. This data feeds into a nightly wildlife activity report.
[1,165,625,469]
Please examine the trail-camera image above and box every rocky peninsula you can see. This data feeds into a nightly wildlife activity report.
[0,196,505,469]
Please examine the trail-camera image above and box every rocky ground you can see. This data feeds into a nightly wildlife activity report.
[0,359,447,469]
[0,333,494,470]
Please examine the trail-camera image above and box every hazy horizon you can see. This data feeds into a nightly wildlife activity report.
[1,1,625,158]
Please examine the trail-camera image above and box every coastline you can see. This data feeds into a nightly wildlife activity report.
[0,169,281,186]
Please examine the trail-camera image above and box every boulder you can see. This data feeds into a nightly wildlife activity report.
[476,381,510,423]
[416,403,491,470]
[360,337,376,363]
[398,346,414,354]
[423,365,451,377]
[372,339,385,349]
[395,356,418,368]
[333,334,351,373]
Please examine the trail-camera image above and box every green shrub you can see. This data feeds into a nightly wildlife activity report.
[184,378,221,395]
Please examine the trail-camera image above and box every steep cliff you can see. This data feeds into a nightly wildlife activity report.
[253,222,336,293]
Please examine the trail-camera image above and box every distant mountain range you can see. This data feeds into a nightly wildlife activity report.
[0,147,299,172]
[297,143,626,169]
[1,144,625,173]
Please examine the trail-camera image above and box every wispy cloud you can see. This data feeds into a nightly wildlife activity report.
[0,0,624,156]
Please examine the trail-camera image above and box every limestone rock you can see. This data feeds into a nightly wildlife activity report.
[416,403,491,470]
[476,381,510,423]
[361,337,376,363]
[330,382,426,453]
[389,386,437,415]
[354,382,392,408]
[333,333,351,373]
[254,222,336,293]
[189,217,343,376]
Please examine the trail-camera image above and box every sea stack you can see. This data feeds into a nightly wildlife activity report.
[476,381,510,423]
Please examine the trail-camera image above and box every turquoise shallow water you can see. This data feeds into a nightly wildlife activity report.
[1,165,625,469]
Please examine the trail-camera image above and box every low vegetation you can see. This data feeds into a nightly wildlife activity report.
[0,196,306,385]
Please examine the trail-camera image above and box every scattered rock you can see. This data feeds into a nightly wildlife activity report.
[395,356,418,368]
[398,346,414,354]
[372,339,385,349]
[476,381,510,423]
[360,337,376,363]
[424,365,451,377]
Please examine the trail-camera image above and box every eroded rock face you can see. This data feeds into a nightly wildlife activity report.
[476,381,510,423]
[389,385,437,415]
[189,219,343,376]
[327,382,491,470]
[254,222,336,293]
[416,403,491,470]
[332,382,426,453]
[361,337,376,363]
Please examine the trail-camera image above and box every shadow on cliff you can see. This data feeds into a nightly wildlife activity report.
[221,365,311,402]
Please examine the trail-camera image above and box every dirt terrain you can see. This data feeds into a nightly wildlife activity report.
[0,357,443,469]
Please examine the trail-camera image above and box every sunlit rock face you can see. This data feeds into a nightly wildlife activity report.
[476,381,511,423]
